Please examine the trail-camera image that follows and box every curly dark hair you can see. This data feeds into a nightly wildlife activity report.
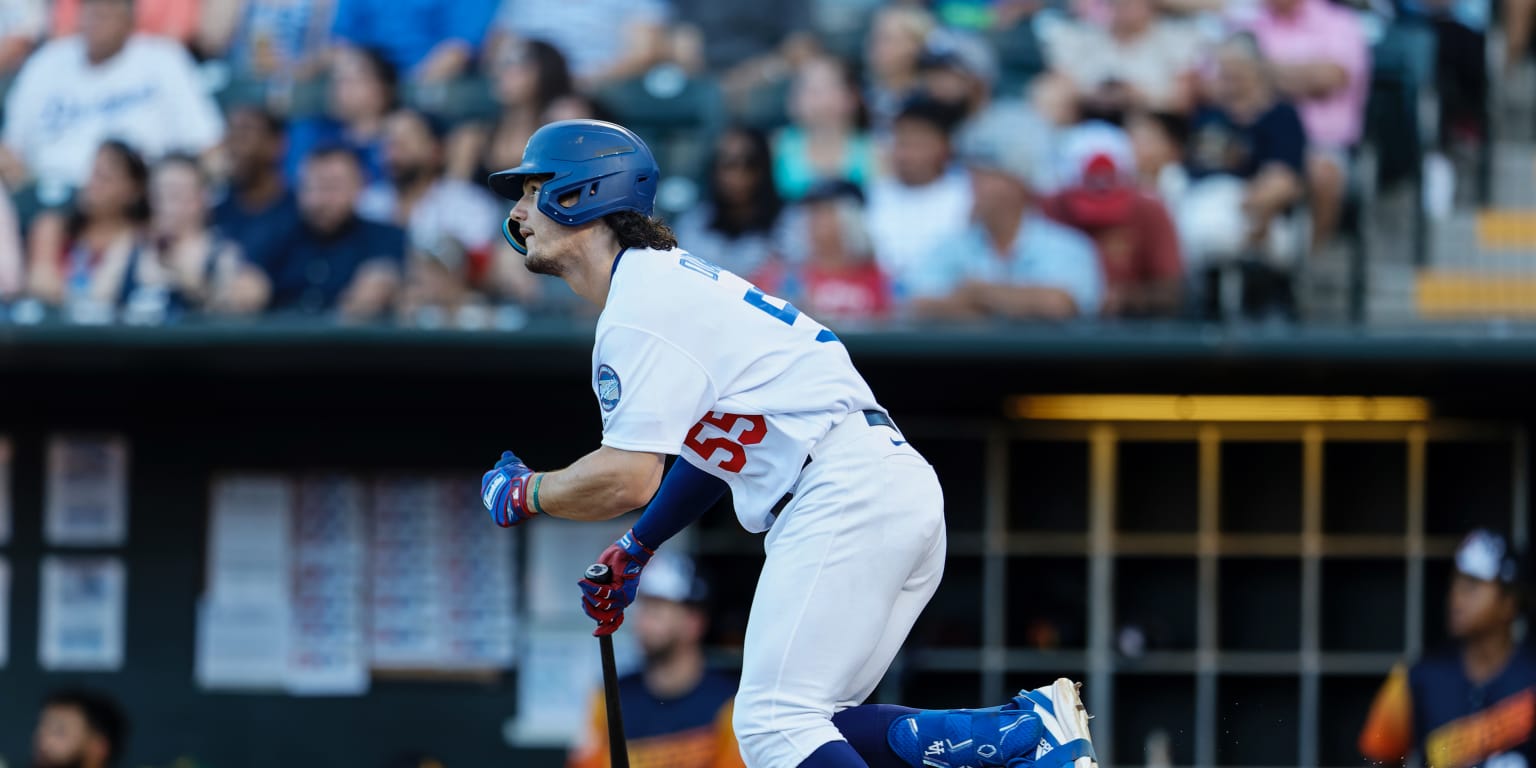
[605,210,678,251]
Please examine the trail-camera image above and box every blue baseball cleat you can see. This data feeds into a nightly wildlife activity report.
[1013,678,1098,768]
[887,678,1098,768]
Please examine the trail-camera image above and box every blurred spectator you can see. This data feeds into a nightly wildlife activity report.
[382,109,501,251]
[0,0,44,75]
[934,0,1040,29]
[329,0,497,82]
[1397,0,1486,157]
[915,30,998,123]
[380,108,504,322]
[201,0,336,80]
[445,38,574,182]
[214,105,303,274]
[1507,0,1535,75]
[773,55,876,200]
[1177,34,1306,271]
[669,0,816,99]
[493,0,669,88]
[864,95,971,295]
[908,111,1103,320]
[117,154,268,317]
[0,179,24,299]
[543,93,608,123]
[32,688,127,768]
[754,180,892,323]
[918,29,1056,189]
[671,126,784,277]
[52,0,197,46]
[864,5,937,134]
[1042,122,1183,317]
[1359,529,1536,767]
[541,92,612,124]
[1246,0,1368,253]
[1126,110,1190,199]
[265,144,404,318]
[1,0,224,196]
[25,141,151,313]
[568,553,746,768]
[285,46,396,219]
[1037,0,1203,118]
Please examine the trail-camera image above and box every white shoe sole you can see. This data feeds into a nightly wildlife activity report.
[1048,678,1098,768]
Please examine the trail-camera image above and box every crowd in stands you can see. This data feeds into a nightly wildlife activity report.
[0,0,1498,326]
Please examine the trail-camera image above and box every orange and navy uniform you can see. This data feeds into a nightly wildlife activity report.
[568,670,746,768]
[1360,650,1536,767]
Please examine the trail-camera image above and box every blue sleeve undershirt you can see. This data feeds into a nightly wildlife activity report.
[630,459,729,548]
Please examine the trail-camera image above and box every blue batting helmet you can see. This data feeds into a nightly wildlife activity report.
[487,119,660,254]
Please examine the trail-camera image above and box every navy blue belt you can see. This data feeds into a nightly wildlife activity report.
[770,410,896,518]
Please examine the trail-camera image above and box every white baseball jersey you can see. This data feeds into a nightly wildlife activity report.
[591,247,882,532]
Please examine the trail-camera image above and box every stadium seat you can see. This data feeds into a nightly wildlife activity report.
[402,77,498,122]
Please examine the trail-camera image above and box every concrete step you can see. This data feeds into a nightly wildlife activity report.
[1490,142,1536,207]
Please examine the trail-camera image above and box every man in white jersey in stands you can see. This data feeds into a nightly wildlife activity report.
[478,119,1099,768]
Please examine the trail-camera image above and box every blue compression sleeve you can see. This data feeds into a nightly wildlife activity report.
[833,705,917,768]
[630,459,729,548]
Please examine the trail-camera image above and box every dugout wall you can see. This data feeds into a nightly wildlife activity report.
[0,323,1532,768]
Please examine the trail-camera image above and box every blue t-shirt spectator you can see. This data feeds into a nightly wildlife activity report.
[906,213,1104,315]
[331,0,498,77]
[265,215,406,313]
[1185,102,1307,181]
[213,190,302,273]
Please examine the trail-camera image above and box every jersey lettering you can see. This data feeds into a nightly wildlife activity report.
[744,287,800,326]
[678,253,722,281]
[684,411,767,473]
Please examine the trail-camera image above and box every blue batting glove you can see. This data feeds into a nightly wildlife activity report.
[481,450,538,527]
[578,529,654,636]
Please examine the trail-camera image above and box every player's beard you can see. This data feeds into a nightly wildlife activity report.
[641,636,682,667]
[523,246,566,277]
[522,250,565,278]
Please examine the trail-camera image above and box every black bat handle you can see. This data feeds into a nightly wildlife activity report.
[586,562,629,768]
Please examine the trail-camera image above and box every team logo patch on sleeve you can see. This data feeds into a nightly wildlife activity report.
[596,364,622,411]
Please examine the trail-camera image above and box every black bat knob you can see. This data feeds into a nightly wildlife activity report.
[586,563,613,584]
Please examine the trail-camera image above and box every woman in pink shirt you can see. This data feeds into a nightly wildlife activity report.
[1247,0,1368,253]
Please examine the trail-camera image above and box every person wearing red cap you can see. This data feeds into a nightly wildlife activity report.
[1041,122,1183,317]
[1359,529,1536,768]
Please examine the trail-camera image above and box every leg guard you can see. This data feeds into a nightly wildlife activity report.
[886,702,1041,768]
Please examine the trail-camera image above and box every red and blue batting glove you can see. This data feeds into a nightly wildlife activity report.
[481,450,539,527]
[578,529,654,636]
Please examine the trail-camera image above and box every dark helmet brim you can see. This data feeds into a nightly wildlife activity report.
[487,163,553,200]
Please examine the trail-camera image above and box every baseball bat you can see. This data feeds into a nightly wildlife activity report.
[585,563,630,768]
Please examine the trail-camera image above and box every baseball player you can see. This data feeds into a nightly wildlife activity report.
[479,119,1097,768]
[1359,529,1536,767]
[568,553,747,768]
